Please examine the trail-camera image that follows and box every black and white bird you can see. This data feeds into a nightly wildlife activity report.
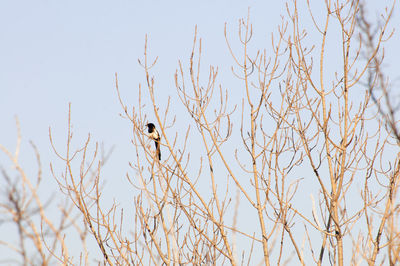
[146,123,161,160]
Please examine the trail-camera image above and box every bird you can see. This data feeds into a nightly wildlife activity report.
[145,123,161,160]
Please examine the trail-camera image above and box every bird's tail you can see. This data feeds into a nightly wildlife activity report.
[156,141,161,160]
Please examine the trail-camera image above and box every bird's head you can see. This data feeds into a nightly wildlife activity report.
[146,123,156,133]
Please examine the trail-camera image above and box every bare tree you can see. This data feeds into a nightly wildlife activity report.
[1,0,398,265]
[357,2,400,265]
[0,118,73,265]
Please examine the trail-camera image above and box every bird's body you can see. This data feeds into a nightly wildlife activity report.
[146,123,161,160]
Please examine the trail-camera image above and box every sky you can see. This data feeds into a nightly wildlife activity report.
[0,0,399,264]
[0,0,285,172]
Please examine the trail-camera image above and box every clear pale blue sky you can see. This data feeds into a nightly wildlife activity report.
[0,0,287,167]
[1,0,399,264]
